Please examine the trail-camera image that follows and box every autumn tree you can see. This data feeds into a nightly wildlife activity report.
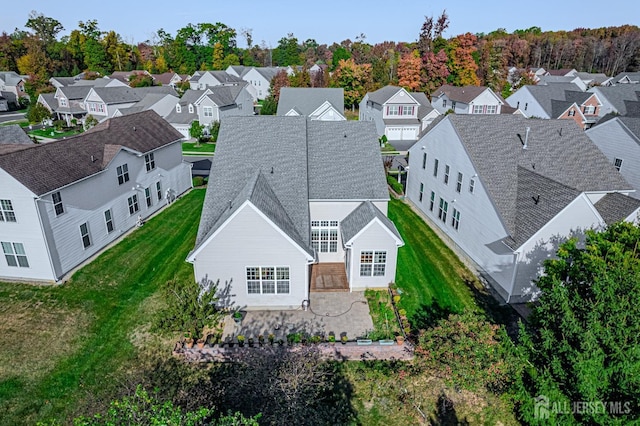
[421,50,450,94]
[397,50,422,91]
[269,69,290,102]
[447,33,480,86]
[330,58,372,108]
[311,68,328,88]
[289,67,311,87]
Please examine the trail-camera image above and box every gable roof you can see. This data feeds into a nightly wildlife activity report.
[58,85,93,100]
[90,86,178,105]
[612,72,640,84]
[589,85,640,116]
[0,71,24,86]
[202,85,245,107]
[594,192,640,225]
[164,89,203,124]
[0,111,182,195]
[277,87,344,116]
[519,83,583,117]
[431,85,500,104]
[0,125,34,154]
[411,92,436,119]
[367,86,413,105]
[443,114,632,242]
[341,201,403,245]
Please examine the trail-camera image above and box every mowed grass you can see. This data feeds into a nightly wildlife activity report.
[182,142,215,154]
[388,198,480,323]
[0,189,205,425]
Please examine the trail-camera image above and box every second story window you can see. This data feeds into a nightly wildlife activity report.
[469,178,476,194]
[117,164,129,185]
[486,105,498,114]
[59,97,67,107]
[52,192,64,216]
[442,100,447,108]
[176,104,182,113]
[422,153,427,170]
[0,199,16,222]
[145,153,155,172]
[614,158,623,171]
[584,105,596,115]
[444,165,450,184]
[401,105,414,115]
[203,106,213,117]
[433,159,439,177]
[473,105,484,114]
[456,172,463,192]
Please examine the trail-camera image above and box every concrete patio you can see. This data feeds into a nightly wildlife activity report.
[221,291,374,341]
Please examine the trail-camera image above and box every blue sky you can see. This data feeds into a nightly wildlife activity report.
[1,1,636,47]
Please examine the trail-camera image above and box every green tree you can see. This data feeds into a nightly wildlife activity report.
[330,46,351,71]
[516,222,640,424]
[26,102,51,123]
[259,96,277,115]
[189,120,205,143]
[84,114,98,130]
[128,73,154,87]
[330,58,372,108]
[272,33,302,66]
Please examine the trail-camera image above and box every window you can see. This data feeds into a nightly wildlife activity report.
[176,104,182,113]
[516,101,520,109]
[88,102,96,112]
[145,187,152,207]
[360,251,386,277]
[568,109,575,117]
[451,208,461,230]
[156,181,163,200]
[117,164,129,185]
[456,172,463,193]
[104,209,114,233]
[433,159,439,177]
[584,105,596,114]
[451,101,457,110]
[0,199,16,222]
[80,222,91,248]
[473,105,484,114]
[203,106,213,117]
[614,158,623,171]
[145,153,155,172]
[128,195,139,215]
[401,105,414,115]
[442,100,447,108]
[422,152,427,169]
[188,104,194,114]
[429,191,435,211]
[52,191,64,216]
[469,178,476,193]
[387,105,400,116]
[444,165,450,184]
[2,242,29,267]
[419,183,424,202]
[311,220,338,253]
[246,266,290,294]
[59,97,67,107]
[486,105,498,114]
[524,103,528,111]
[438,198,448,222]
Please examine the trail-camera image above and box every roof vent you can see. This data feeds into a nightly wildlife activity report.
[228,200,232,210]
[532,194,540,204]
[91,155,96,163]
[270,167,274,174]
[344,133,347,138]
[524,126,530,149]
[558,127,563,137]
[133,126,136,131]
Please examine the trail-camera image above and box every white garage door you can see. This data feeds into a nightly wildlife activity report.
[386,127,402,140]
[401,127,417,140]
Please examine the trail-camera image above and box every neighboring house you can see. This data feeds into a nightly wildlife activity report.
[575,72,613,87]
[0,125,34,154]
[83,86,178,121]
[544,68,577,77]
[225,65,248,77]
[109,70,153,85]
[36,92,57,114]
[152,72,188,87]
[187,116,403,310]
[112,93,180,118]
[0,71,28,103]
[0,111,192,283]
[52,85,93,126]
[276,87,345,120]
[165,85,254,139]
[586,116,640,199]
[430,85,504,115]
[188,71,244,90]
[611,72,640,85]
[359,85,439,143]
[538,75,588,91]
[406,115,638,303]
[0,94,8,112]
[588,85,640,117]
[506,82,602,129]
[239,67,286,100]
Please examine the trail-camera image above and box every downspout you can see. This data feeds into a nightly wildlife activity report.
[507,250,520,304]
[33,197,59,282]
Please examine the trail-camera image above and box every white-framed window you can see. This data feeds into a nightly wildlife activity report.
[52,191,64,216]
[360,251,386,277]
[145,187,152,208]
[104,209,114,233]
[456,172,463,193]
[422,152,427,169]
[442,100,447,108]
[451,101,457,110]
[614,158,623,171]
[584,105,596,114]
[444,165,450,184]
[387,105,400,116]
[419,183,424,202]
[246,266,290,294]
[117,164,129,185]
[188,104,194,114]
[1,242,29,267]
[79,222,91,248]
[429,191,435,211]
[473,105,484,114]
[145,153,155,172]
[451,208,461,230]
[311,220,338,253]
[88,102,96,112]
[524,103,528,111]
[128,195,139,215]
[0,199,16,222]
[433,159,439,177]
[568,109,576,117]
[438,198,448,222]
[156,181,163,200]
[176,104,182,113]
[59,97,68,107]
[401,105,414,115]
[97,103,105,113]
[469,178,476,194]
[203,106,213,117]
[486,105,498,114]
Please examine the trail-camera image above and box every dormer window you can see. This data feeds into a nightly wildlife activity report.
[59,97,67,107]
[176,104,182,113]
[188,104,194,114]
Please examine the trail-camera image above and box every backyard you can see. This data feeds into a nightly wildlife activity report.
[182,141,216,155]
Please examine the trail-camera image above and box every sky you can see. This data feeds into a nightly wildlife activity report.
[1,1,637,47]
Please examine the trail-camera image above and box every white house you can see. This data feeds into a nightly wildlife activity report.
[83,86,179,121]
[187,116,403,310]
[406,115,639,303]
[276,87,345,120]
[359,86,439,143]
[430,85,505,115]
[0,111,192,283]
[239,67,287,100]
[188,71,244,90]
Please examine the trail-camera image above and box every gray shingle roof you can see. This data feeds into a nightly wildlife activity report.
[0,124,34,145]
[340,201,403,244]
[411,92,436,119]
[164,89,203,125]
[612,72,640,84]
[205,85,244,107]
[588,85,640,116]
[617,117,640,141]
[276,87,344,116]
[550,99,575,118]
[431,85,494,104]
[0,111,182,195]
[446,114,632,240]
[91,86,177,104]
[38,92,57,109]
[0,71,24,86]
[594,192,640,225]
[520,83,583,117]
[367,86,405,105]
[58,86,93,100]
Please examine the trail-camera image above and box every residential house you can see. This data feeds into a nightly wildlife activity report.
[112,93,180,118]
[276,87,345,120]
[0,72,28,107]
[83,86,178,121]
[0,125,34,154]
[586,117,640,199]
[588,85,640,117]
[506,82,602,129]
[359,85,439,144]
[52,85,93,126]
[406,115,637,303]
[165,85,254,139]
[152,72,188,87]
[0,111,192,282]
[109,70,153,85]
[0,94,9,112]
[430,85,505,115]
[537,75,588,91]
[575,72,613,87]
[239,67,287,100]
[36,92,57,115]
[188,71,244,90]
[544,68,577,77]
[187,117,403,310]
[611,72,640,84]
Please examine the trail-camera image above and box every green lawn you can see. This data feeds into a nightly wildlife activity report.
[182,142,215,154]
[0,189,205,425]
[28,128,83,139]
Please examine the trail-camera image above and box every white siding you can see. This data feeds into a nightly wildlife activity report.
[469,90,503,114]
[359,95,385,136]
[506,88,549,118]
[347,220,399,290]
[192,203,311,310]
[196,97,220,125]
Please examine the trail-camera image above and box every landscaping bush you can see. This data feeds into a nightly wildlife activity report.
[192,176,204,187]
[387,175,404,194]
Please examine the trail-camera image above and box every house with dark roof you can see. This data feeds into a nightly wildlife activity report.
[276,87,345,120]
[0,71,28,107]
[406,115,638,303]
[506,82,602,129]
[359,86,439,145]
[0,125,34,154]
[112,93,180,119]
[0,111,192,282]
[188,71,244,90]
[187,116,403,310]
[611,72,640,85]
[151,72,188,87]
[431,85,505,115]
[588,84,640,118]
[83,86,178,121]
[587,116,640,199]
